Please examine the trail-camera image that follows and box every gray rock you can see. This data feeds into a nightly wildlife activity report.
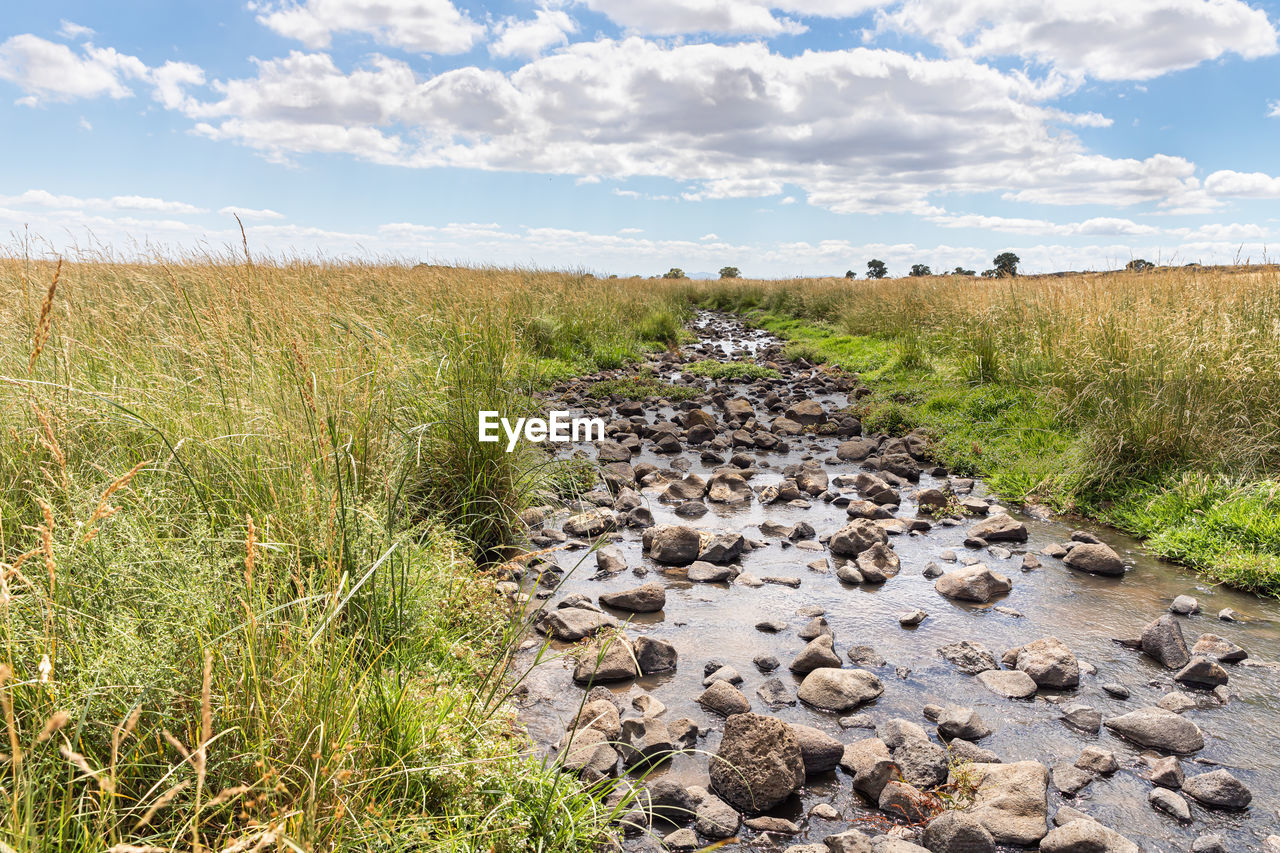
[857,542,901,583]
[898,609,928,626]
[1174,655,1228,687]
[1191,633,1247,663]
[956,761,1049,846]
[754,653,781,672]
[622,721,676,769]
[922,812,996,853]
[688,560,736,582]
[788,723,845,775]
[798,667,885,712]
[1051,763,1093,797]
[937,641,998,675]
[702,665,743,686]
[543,606,618,641]
[572,634,638,683]
[600,582,666,613]
[824,829,874,853]
[555,727,618,779]
[596,545,627,573]
[696,680,751,717]
[878,718,929,749]
[936,705,992,741]
[689,786,740,839]
[1140,614,1191,669]
[839,738,897,800]
[893,737,949,789]
[1011,636,1080,689]
[1104,707,1204,753]
[1063,542,1125,576]
[830,519,890,556]
[977,668,1037,699]
[934,564,1012,602]
[1074,746,1117,775]
[1191,835,1229,853]
[1039,819,1139,853]
[1148,787,1191,821]
[847,645,887,667]
[757,677,796,707]
[968,514,1029,543]
[1059,703,1102,733]
[662,827,699,849]
[564,508,617,538]
[709,713,806,812]
[634,636,678,675]
[879,780,932,823]
[946,738,1001,764]
[1144,755,1184,788]
[645,524,703,566]
[791,635,842,673]
[1182,769,1252,809]
[1170,594,1200,615]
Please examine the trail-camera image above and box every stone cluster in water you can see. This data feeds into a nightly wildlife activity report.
[503,314,1276,853]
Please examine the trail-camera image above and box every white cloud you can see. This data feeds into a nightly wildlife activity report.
[150,61,206,111]
[168,39,1208,214]
[0,34,148,104]
[878,0,1278,81]
[490,9,578,59]
[1269,100,1280,118]
[1204,169,1280,198]
[252,0,484,54]
[580,0,806,36]
[0,189,206,215]
[931,212,1161,237]
[58,20,96,40]
[219,206,287,219]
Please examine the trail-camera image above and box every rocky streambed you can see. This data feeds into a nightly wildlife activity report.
[508,312,1280,853]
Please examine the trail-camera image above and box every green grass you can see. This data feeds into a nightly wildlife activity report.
[585,373,703,401]
[681,359,780,381]
[732,308,1280,596]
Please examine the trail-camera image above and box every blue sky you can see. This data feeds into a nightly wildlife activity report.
[2,0,1279,276]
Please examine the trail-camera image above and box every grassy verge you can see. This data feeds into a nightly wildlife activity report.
[0,257,690,851]
[726,292,1280,597]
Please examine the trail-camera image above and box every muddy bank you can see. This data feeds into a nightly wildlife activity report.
[510,312,1280,852]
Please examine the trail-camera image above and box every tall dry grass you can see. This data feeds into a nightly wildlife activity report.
[0,252,688,851]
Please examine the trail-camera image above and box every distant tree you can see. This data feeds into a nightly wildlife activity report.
[1126,258,1155,272]
[981,269,998,278]
[866,259,888,279]
[719,266,741,279]
[909,264,932,277]
[952,266,976,276]
[663,267,686,279]
[992,252,1020,277]
[845,269,857,279]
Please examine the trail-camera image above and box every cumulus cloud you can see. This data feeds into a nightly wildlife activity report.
[1204,169,1280,198]
[877,0,1278,81]
[164,39,1211,214]
[252,0,484,54]
[58,20,96,40]
[0,34,148,104]
[219,205,286,219]
[0,189,206,214]
[490,9,578,58]
[930,212,1162,237]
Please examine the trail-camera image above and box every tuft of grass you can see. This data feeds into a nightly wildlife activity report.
[586,374,702,401]
[682,359,780,381]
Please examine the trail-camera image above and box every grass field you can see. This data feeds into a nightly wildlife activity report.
[3,254,1278,852]
[0,256,687,852]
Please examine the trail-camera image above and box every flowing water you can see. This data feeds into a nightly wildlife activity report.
[514,313,1280,852]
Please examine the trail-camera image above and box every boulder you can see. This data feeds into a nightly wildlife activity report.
[555,727,618,779]
[634,636,678,675]
[977,669,1037,699]
[958,761,1049,846]
[707,470,752,503]
[700,532,746,564]
[1191,633,1247,663]
[563,508,617,538]
[1103,707,1204,753]
[893,737,949,789]
[1140,615,1190,669]
[922,811,995,853]
[937,641,998,675]
[1059,703,1102,734]
[935,705,992,741]
[786,399,827,425]
[934,565,1012,602]
[689,786,740,839]
[709,713,806,812]
[836,438,876,462]
[1149,787,1191,821]
[968,514,1028,543]
[879,780,932,823]
[856,542,901,583]
[791,635,843,674]
[840,738,896,800]
[1063,542,1125,576]
[1011,637,1080,689]
[797,667,885,712]
[697,680,752,717]
[542,607,618,641]
[663,474,708,502]
[600,582,666,613]
[788,723,844,775]
[1174,656,1228,687]
[572,634,638,684]
[646,525,703,566]
[687,560,737,583]
[1039,819,1139,853]
[830,519,889,557]
[619,718,676,768]
[1182,769,1252,809]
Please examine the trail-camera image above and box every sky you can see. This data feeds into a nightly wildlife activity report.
[1,1,1279,277]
